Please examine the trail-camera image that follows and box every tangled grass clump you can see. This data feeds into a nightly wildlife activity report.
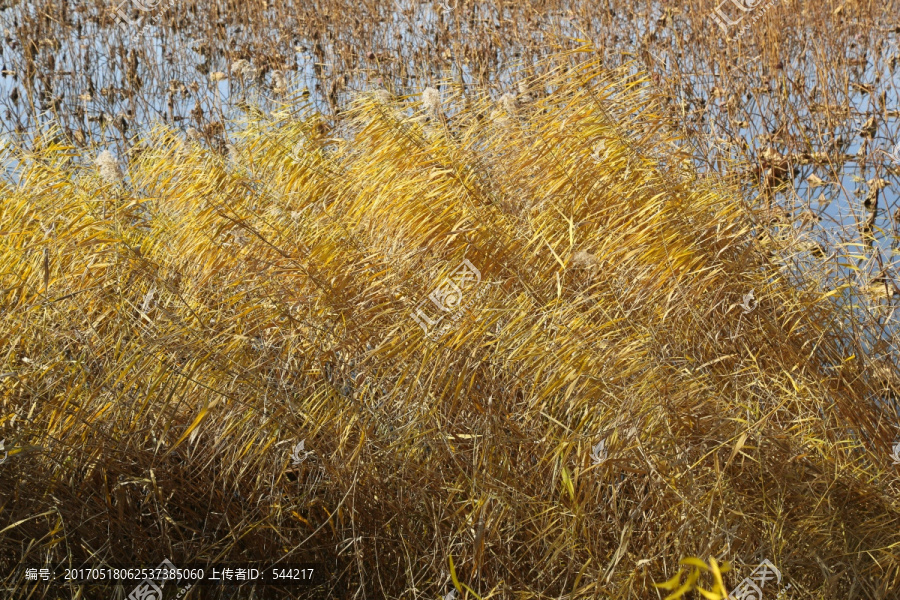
[1,48,899,599]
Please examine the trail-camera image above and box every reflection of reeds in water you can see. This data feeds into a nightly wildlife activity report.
[0,49,898,598]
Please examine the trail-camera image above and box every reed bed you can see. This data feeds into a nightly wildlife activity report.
[4,0,900,330]
[1,47,899,599]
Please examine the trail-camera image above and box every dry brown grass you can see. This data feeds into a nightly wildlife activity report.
[1,46,899,599]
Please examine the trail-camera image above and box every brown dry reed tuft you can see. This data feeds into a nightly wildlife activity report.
[0,47,898,599]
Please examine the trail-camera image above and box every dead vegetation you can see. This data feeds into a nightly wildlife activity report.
[0,46,898,598]
[3,0,900,310]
